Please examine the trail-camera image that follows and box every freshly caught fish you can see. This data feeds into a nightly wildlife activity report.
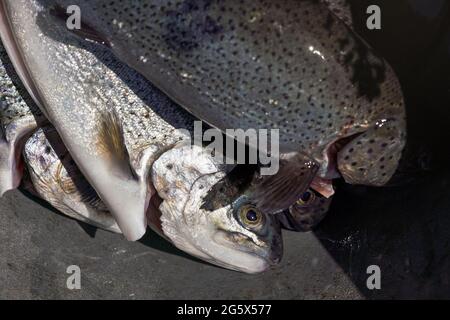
[50,0,406,213]
[0,0,282,273]
[278,189,333,232]
[0,41,42,195]
[23,125,121,233]
[278,0,351,229]
[152,144,282,273]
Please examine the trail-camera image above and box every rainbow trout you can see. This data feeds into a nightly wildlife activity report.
[0,0,282,273]
[44,0,406,213]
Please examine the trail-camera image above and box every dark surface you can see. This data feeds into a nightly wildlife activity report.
[0,189,361,299]
[1,0,450,299]
[315,0,450,299]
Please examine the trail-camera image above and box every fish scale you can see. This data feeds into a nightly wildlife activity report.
[0,42,43,195]
[0,0,283,273]
[46,0,406,212]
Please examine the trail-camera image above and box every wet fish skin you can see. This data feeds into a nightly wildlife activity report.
[53,0,406,210]
[1,0,283,272]
[23,125,121,233]
[152,144,282,273]
[0,0,186,240]
[0,41,43,196]
[1,35,119,232]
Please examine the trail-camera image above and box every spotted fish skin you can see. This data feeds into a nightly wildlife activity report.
[278,189,333,231]
[0,0,283,273]
[49,0,406,190]
[1,0,194,240]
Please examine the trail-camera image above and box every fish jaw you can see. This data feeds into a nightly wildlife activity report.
[152,144,283,273]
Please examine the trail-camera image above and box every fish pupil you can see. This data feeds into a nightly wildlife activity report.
[301,191,312,202]
[246,210,258,222]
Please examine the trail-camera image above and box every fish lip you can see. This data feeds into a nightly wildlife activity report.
[216,229,281,271]
[219,213,283,268]
[309,132,366,197]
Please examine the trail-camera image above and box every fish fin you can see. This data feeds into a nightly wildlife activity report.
[55,158,108,212]
[251,152,319,214]
[49,5,111,47]
[0,1,47,113]
[0,116,37,196]
[76,221,98,238]
[96,111,135,179]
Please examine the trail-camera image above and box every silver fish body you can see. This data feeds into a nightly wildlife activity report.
[23,125,121,233]
[152,144,282,273]
[0,41,43,195]
[0,0,282,273]
[45,0,406,212]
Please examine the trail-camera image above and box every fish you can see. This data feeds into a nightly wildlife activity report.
[277,0,352,228]
[278,189,333,232]
[322,0,353,27]
[22,126,283,272]
[23,125,121,233]
[0,41,43,195]
[47,0,406,213]
[0,0,282,273]
[152,144,282,273]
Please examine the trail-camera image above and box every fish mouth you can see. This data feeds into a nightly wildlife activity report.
[310,133,363,198]
[188,171,282,273]
[213,229,282,273]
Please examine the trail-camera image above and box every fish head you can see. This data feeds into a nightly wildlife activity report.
[278,189,333,232]
[23,126,120,232]
[332,116,406,187]
[23,126,69,183]
[152,144,283,274]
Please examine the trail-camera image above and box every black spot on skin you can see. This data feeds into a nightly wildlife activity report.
[338,32,386,100]
[163,0,223,51]
[324,12,334,31]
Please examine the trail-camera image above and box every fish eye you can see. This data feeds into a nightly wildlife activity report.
[239,205,264,227]
[296,190,315,206]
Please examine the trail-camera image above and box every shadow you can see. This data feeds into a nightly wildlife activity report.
[15,0,450,294]
[20,186,202,262]
[2,0,222,267]
[313,0,450,299]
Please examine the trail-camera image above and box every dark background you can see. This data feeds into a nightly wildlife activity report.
[316,0,450,299]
